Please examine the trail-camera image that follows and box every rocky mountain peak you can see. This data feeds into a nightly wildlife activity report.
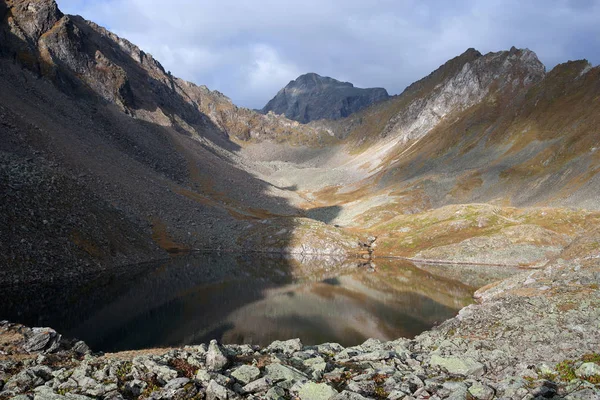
[289,73,354,91]
[3,0,63,42]
[262,73,389,123]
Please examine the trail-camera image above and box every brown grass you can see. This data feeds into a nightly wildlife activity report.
[150,218,189,254]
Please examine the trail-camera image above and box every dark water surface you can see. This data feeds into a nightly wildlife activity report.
[0,253,519,352]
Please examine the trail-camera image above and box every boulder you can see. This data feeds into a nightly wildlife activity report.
[231,364,260,385]
[430,355,485,377]
[297,382,338,400]
[206,340,228,371]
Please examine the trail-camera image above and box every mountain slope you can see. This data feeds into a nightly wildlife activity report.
[2,0,600,282]
[262,73,389,123]
[0,0,361,284]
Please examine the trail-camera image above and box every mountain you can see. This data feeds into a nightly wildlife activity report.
[261,73,389,123]
[2,0,600,285]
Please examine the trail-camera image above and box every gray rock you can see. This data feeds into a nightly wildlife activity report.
[124,379,147,397]
[242,377,273,394]
[351,350,393,362]
[565,388,600,400]
[231,364,260,385]
[206,379,228,400]
[297,382,338,400]
[575,362,600,379]
[266,339,303,355]
[467,381,495,400]
[25,328,61,353]
[429,355,485,377]
[206,340,229,371]
[266,386,286,400]
[440,381,468,400]
[303,357,327,380]
[387,390,410,400]
[265,363,308,383]
[315,343,344,355]
[331,390,370,399]
[160,377,196,398]
[4,368,46,393]
[195,369,211,382]
[164,377,190,390]
[71,341,91,356]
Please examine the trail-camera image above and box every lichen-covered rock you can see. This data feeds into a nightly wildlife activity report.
[206,340,229,371]
[429,355,485,377]
[297,382,338,400]
[266,339,303,355]
[231,365,260,385]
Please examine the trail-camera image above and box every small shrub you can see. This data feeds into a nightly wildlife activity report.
[581,353,600,364]
[555,360,576,382]
[169,358,198,378]
[373,385,389,399]
[116,361,133,382]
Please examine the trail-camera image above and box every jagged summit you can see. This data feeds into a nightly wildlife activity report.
[262,72,389,123]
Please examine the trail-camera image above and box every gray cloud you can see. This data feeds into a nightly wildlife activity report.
[57,0,600,109]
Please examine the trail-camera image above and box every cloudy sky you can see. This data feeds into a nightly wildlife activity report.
[56,0,600,109]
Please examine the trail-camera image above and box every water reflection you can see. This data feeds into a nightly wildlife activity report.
[0,253,519,352]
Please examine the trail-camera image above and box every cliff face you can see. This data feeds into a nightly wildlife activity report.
[262,73,389,123]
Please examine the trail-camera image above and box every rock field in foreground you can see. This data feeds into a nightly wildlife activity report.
[1,253,599,400]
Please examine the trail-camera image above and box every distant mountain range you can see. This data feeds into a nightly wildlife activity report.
[261,73,389,123]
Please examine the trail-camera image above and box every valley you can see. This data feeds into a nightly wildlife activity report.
[1,0,599,399]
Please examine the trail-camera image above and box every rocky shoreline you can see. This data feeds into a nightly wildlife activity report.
[1,252,599,400]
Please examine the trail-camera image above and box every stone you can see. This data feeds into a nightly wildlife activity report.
[206,379,228,400]
[467,381,495,400]
[231,364,260,385]
[4,368,45,393]
[265,363,308,383]
[331,390,370,399]
[124,379,147,397]
[575,362,600,379]
[303,357,327,380]
[25,328,61,353]
[242,377,272,394]
[564,388,600,399]
[137,358,178,384]
[297,382,338,400]
[196,369,211,382]
[266,339,303,355]
[161,377,196,398]
[266,386,286,400]
[387,390,410,400]
[351,350,393,362]
[206,340,229,371]
[71,341,91,356]
[440,381,468,399]
[429,355,485,377]
[315,343,344,355]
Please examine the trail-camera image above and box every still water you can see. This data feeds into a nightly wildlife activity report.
[0,253,519,352]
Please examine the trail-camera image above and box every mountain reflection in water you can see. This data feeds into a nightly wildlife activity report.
[0,253,520,352]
